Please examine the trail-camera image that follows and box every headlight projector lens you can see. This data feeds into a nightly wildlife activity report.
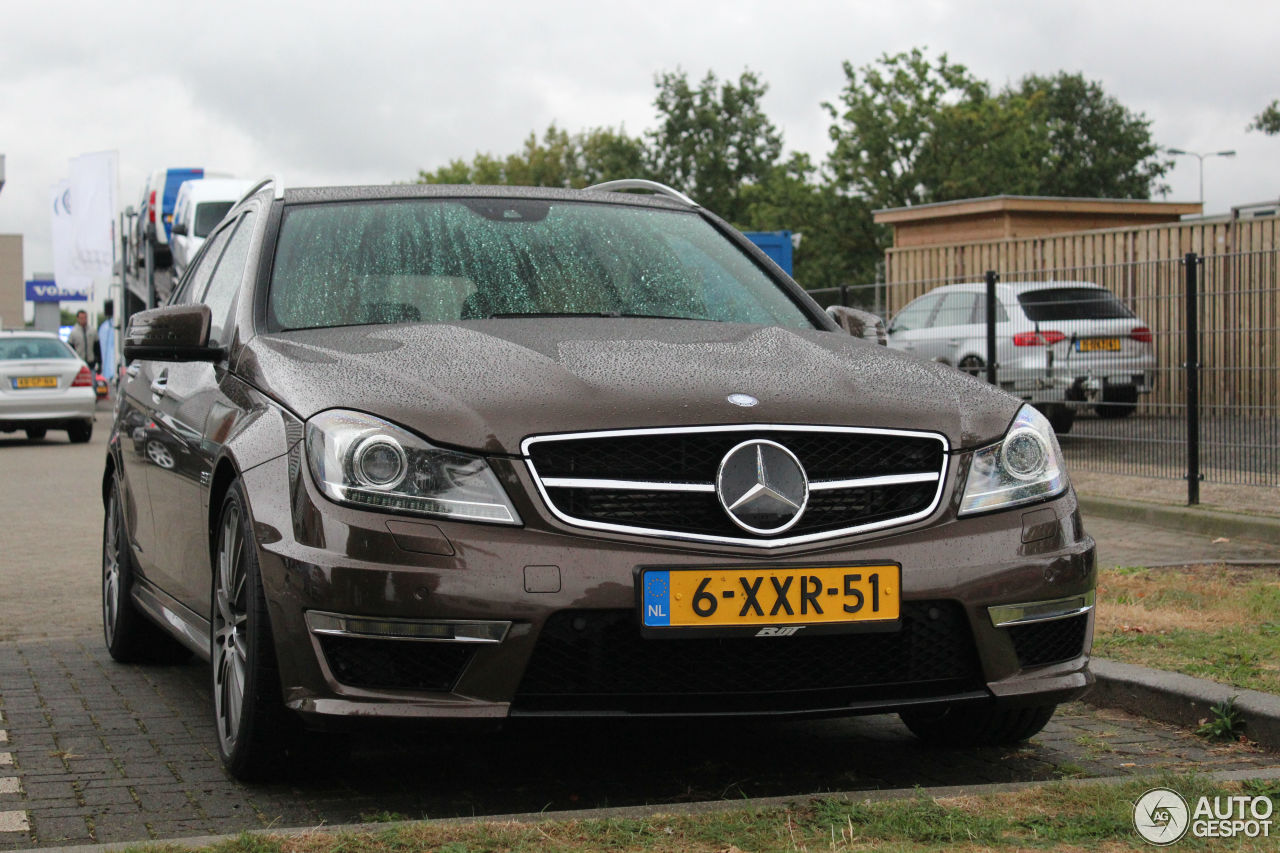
[352,437,408,489]
[1002,430,1047,480]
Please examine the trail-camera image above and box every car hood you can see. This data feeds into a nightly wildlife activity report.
[238,319,1020,455]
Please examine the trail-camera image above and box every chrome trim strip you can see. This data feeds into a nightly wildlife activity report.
[988,590,1096,628]
[237,174,285,205]
[305,611,510,644]
[132,578,212,660]
[541,477,716,493]
[809,472,940,492]
[585,179,698,207]
[521,424,949,549]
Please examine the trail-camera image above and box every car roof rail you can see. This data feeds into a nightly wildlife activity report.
[238,174,285,205]
[585,179,698,208]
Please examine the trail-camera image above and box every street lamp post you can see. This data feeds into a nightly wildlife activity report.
[1166,148,1237,207]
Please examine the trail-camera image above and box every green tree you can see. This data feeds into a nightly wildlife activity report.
[1013,72,1169,198]
[827,51,1171,207]
[646,68,783,223]
[825,48,990,210]
[1249,99,1280,134]
[740,153,880,289]
[417,124,647,188]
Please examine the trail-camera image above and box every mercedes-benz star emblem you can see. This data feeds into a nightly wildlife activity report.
[716,439,809,535]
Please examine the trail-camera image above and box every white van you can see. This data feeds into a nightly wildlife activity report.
[170,178,255,278]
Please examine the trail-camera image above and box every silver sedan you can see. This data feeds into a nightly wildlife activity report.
[0,331,96,442]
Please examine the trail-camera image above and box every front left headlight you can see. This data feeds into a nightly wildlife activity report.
[959,405,1068,516]
[305,409,521,525]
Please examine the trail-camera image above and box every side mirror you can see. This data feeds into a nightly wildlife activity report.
[827,305,887,346]
[123,304,223,362]
[171,222,188,237]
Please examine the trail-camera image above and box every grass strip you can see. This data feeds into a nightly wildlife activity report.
[115,774,1279,852]
[1093,565,1280,694]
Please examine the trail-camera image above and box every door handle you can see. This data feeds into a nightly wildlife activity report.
[150,370,169,399]
[126,363,141,378]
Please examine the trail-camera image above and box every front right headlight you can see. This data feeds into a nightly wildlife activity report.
[959,405,1068,516]
[305,409,521,525]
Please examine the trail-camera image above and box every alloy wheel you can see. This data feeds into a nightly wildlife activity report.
[213,502,249,755]
[102,486,121,645]
[146,440,175,469]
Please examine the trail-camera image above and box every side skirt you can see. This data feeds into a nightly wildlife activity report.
[132,577,212,661]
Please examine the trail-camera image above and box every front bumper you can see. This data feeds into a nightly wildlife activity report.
[240,449,1096,725]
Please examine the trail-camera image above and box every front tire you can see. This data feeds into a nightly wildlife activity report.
[212,481,293,780]
[25,428,47,440]
[103,477,190,663]
[900,703,1057,747]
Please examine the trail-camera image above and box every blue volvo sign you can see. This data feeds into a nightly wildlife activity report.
[25,280,91,302]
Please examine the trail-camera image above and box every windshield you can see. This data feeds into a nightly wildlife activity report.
[267,199,815,331]
[194,201,235,238]
[1017,287,1135,322]
[0,337,76,360]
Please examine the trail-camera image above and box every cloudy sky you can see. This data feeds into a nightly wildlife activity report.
[2,0,1277,289]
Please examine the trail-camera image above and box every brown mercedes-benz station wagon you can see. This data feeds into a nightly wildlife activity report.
[104,177,1095,779]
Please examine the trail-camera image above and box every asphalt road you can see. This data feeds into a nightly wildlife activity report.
[1,400,1278,848]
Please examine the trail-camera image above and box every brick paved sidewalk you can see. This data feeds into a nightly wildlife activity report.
[1,638,1277,849]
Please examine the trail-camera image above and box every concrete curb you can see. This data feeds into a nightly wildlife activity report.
[1078,494,1280,545]
[1087,658,1280,752]
[21,766,1280,853]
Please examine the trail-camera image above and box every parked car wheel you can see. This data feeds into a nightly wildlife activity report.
[899,703,1056,747]
[957,354,984,377]
[1039,404,1075,435]
[103,477,191,663]
[146,440,176,469]
[212,482,293,780]
[1095,385,1138,419]
[25,428,46,440]
[67,420,93,443]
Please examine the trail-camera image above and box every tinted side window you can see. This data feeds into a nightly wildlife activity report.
[169,224,233,306]
[200,211,257,346]
[890,293,940,332]
[972,293,1010,324]
[930,292,977,328]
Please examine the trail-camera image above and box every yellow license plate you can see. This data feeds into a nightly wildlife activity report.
[1079,338,1121,352]
[14,376,57,389]
[641,565,900,628]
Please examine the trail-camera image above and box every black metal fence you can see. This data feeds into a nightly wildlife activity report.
[809,248,1280,503]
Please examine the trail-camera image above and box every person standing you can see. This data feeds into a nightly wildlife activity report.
[68,309,98,369]
[98,300,117,386]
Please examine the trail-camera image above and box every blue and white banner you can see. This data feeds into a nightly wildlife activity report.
[69,151,118,277]
[50,180,94,301]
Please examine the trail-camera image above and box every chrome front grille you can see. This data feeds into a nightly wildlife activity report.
[522,425,949,547]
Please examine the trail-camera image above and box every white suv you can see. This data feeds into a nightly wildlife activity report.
[170,178,255,278]
[886,281,1155,433]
